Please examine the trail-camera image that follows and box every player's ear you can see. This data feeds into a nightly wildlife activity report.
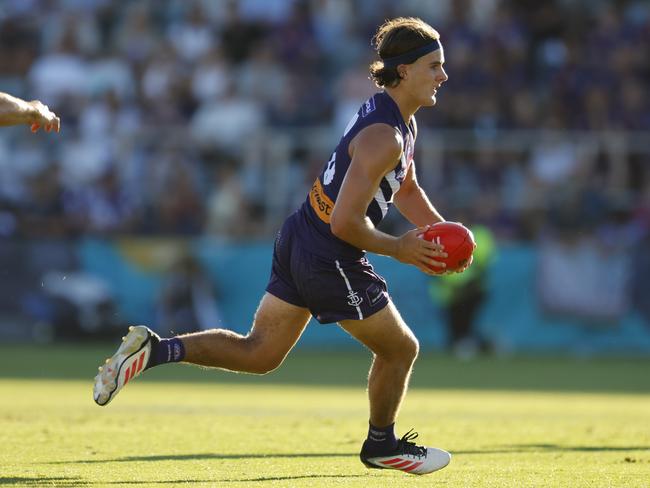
[398,65,408,79]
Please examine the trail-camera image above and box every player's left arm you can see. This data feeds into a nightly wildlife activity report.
[396,167,475,274]
[393,161,445,227]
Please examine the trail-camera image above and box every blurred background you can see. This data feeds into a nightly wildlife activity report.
[1,0,649,356]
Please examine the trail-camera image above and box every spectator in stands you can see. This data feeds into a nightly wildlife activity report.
[0,0,648,243]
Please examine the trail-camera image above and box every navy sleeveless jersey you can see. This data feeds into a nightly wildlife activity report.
[296,91,417,260]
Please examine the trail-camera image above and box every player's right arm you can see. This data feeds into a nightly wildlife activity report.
[330,123,447,274]
[0,92,60,132]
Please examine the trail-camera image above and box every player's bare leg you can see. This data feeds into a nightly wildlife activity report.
[181,293,311,373]
[339,300,451,475]
[94,293,310,405]
[339,301,418,427]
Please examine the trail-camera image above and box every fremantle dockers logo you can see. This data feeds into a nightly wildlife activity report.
[347,291,363,307]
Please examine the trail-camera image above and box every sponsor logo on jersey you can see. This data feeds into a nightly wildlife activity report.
[361,96,376,117]
[347,290,363,307]
[309,178,335,223]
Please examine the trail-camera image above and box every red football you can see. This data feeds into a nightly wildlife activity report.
[421,221,476,274]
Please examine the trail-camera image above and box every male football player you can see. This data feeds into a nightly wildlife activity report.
[94,17,461,475]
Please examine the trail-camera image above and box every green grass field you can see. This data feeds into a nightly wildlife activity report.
[1,345,649,487]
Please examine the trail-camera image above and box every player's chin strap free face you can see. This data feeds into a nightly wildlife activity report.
[380,39,442,68]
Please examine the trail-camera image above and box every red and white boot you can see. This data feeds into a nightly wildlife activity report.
[360,429,451,475]
[93,325,158,406]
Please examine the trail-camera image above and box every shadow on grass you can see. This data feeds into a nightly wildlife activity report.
[0,477,85,486]
[1,474,368,485]
[47,452,357,464]
[100,474,368,484]
[457,444,650,454]
[44,445,650,466]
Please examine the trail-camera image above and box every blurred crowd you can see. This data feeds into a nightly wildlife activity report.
[0,0,649,243]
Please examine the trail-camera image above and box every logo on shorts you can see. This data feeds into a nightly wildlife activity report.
[366,283,385,306]
[347,291,363,307]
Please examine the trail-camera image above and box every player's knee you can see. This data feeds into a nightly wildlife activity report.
[242,336,285,374]
[404,335,419,363]
[393,334,419,365]
[246,354,284,375]
[375,334,419,364]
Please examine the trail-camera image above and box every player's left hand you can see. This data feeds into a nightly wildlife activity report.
[27,100,60,133]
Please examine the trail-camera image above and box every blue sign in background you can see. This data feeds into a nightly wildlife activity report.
[78,239,650,355]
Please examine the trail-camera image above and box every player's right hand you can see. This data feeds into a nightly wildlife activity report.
[395,226,447,275]
[27,100,60,133]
